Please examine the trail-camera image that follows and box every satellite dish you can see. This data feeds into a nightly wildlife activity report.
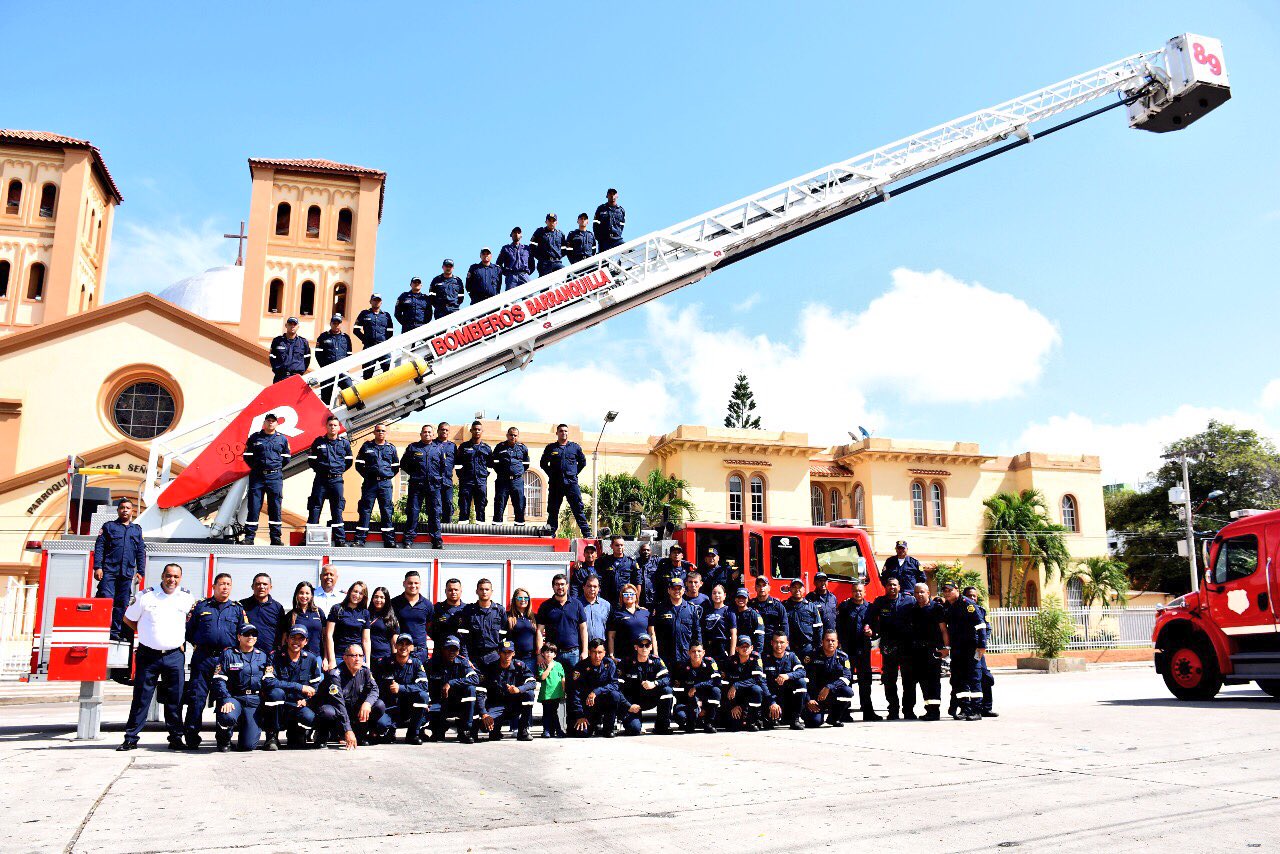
[858,426,872,439]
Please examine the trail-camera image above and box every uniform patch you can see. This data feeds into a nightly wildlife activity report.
[966,605,975,613]
[329,684,340,696]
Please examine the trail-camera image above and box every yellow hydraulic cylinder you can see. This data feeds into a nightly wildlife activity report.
[338,358,431,409]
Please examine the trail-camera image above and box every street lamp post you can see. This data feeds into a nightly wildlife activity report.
[1167,451,1224,592]
[591,411,619,537]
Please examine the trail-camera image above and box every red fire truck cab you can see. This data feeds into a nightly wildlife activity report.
[1152,508,1280,700]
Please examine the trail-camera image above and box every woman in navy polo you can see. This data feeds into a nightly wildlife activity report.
[325,580,371,667]
[368,586,400,663]
[607,584,654,659]
[286,582,327,666]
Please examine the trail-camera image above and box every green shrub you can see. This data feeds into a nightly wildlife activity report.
[1028,595,1077,659]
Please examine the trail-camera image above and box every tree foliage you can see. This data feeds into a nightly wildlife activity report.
[724,373,763,429]
[1067,556,1130,608]
[982,489,1070,607]
[1028,595,1077,659]
[931,560,986,601]
[587,470,698,536]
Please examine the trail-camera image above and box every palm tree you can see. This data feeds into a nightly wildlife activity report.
[982,489,1070,607]
[587,473,645,536]
[637,469,697,534]
[1066,556,1131,608]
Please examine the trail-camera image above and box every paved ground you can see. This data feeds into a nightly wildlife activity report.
[1,667,1277,854]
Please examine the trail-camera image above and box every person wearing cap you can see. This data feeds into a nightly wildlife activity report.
[655,544,693,594]
[701,547,728,595]
[762,632,808,730]
[607,583,656,659]
[617,635,674,735]
[530,213,566,277]
[700,583,737,664]
[459,578,508,668]
[751,576,788,652]
[783,578,824,660]
[803,630,856,728]
[540,423,591,537]
[400,421,456,549]
[869,577,915,720]
[306,415,353,548]
[634,542,661,610]
[564,212,597,266]
[905,582,948,721]
[536,574,588,695]
[942,583,987,722]
[477,640,536,741]
[963,585,997,718]
[118,563,194,752]
[429,259,465,320]
[262,623,326,749]
[653,575,702,667]
[465,248,503,306]
[569,638,624,737]
[93,497,146,642]
[314,313,354,405]
[395,276,431,333]
[837,581,882,721]
[598,535,637,604]
[372,634,431,743]
[241,413,292,546]
[807,572,839,633]
[353,423,399,548]
[722,635,768,732]
[881,540,926,591]
[211,623,271,751]
[182,572,247,749]
[490,426,531,524]
[671,643,722,734]
[319,645,391,747]
[593,188,626,251]
[353,293,395,379]
[426,635,481,743]
[240,572,285,655]
[496,226,534,291]
[455,421,493,524]
[570,544,600,602]
[269,315,311,383]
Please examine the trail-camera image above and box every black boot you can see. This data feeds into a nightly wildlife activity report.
[517,727,532,741]
[262,732,280,751]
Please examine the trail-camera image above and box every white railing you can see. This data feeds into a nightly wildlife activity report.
[0,581,37,679]
[986,606,1157,653]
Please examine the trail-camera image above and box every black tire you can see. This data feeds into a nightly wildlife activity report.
[1257,680,1280,699]
[1162,640,1223,700]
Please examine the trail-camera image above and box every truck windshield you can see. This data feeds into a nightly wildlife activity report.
[1211,535,1258,584]
[814,537,866,582]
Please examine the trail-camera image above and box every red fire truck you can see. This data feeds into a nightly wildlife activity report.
[1152,509,1280,700]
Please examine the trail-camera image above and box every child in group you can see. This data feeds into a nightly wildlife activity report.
[537,643,566,738]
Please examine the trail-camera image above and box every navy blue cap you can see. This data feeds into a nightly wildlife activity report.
[706,547,718,556]
[395,633,415,644]
[287,624,309,638]
[895,540,908,549]
[238,624,259,636]
[499,640,515,652]
[443,635,461,649]
[735,587,749,598]
[736,635,753,646]
[815,572,828,580]
[371,293,383,300]
[330,313,343,323]
[285,316,299,325]
[667,578,684,588]
[442,258,454,266]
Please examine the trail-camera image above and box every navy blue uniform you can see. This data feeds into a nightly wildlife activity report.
[269,333,310,382]
[391,595,434,657]
[429,274,465,320]
[784,597,824,659]
[733,605,765,653]
[570,563,598,603]
[803,648,855,727]
[458,602,508,667]
[211,645,270,750]
[569,655,624,736]
[762,650,808,725]
[288,608,326,657]
[369,616,395,662]
[314,329,354,403]
[509,614,537,671]
[618,654,674,734]
[564,228,596,265]
[317,665,390,742]
[752,594,788,650]
[807,589,839,633]
[496,241,533,291]
[373,655,430,736]
[242,429,292,543]
[670,657,722,731]
[183,598,247,743]
[455,439,492,522]
[306,433,352,545]
[701,605,737,663]
[490,440,530,523]
[240,596,285,655]
[607,606,652,657]
[945,596,988,718]
[655,558,693,597]
[837,598,876,716]
[354,440,398,547]
[652,598,702,666]
[635,554,660,610]
[394,289,431,332]
[869,592,915,717]
[93,518,146,639]
[684,591,710,613]
[327,604,371,660]
[881,555,927,591]
[540,440,590,535]
[722,652,769,727]
[262,649,325,744]
[353,307,395,378]
[976,601,994,714]
[426,652,480,737]
[430,601,466,649]
[701,564,730,597]
[906,599,947,716]
[479,659,537,733]
[593,202,626,251]
[401,438,455,546]
[530,225,566,277]
[598,554,638,604]
[465,262,503,305]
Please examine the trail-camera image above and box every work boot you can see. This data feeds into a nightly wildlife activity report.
[743,721,759,733]
[215,735,230,752]
[184,734,202,750]
[887,710,899,721]
[489,728,504,742]
[382,537,396,549]
[517,727,532,742]
[829,716,844,728]
[430,727,446,743]
[981,710,1000,718]
[432,539,444,550]
[116,741,138,752]
[683,720,697,734]
[903,711,917,721]
[789,718,805,731]
[270,537,284,547]
[964,711,983,722]
[458,728,474,744]
[262,732,280,751]
[702,722,717,734]
[921,710,941,721]
[863,711,884,722]
[406,732,423,746]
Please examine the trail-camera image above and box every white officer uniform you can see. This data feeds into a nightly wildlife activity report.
[120,584,197,748]
[314,586,346,614]
[125,585,197,651]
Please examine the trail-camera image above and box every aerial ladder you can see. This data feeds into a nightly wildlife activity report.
[138,33,1230,541]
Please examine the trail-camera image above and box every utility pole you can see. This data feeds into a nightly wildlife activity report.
[591,411,618,536]
[1180,454,1198,592]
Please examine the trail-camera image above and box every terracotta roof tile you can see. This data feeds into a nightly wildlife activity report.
[0,129,123,203]
[810,463,853,478]
[248,157,386,220]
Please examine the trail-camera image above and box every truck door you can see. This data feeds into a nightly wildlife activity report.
[1204,532,1273,638]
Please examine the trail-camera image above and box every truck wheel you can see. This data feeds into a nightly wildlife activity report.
[1257,680,1280,699]
[1163,641,1222,700]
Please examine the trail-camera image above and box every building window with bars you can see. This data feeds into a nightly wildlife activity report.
[524,471,544,518]
[1061,494,1078,532]
[911,481,925,527]
[811,485,825,525]
[728,474,743,522]
[930,482,945,527]
[750,475,765,523]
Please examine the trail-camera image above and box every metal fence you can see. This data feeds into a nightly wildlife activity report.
[0,582,36,680]
[986,606,1157,653]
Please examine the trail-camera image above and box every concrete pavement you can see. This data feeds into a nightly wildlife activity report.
[1,669,1277,853]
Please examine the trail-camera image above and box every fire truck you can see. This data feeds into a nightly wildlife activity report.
[26,33,1228,686]
[1152,509,1280,700]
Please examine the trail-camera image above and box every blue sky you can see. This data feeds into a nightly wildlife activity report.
[6,1,1277,483]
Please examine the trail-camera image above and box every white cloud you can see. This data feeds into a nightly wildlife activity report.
[106,218,229,299]
[1260,379,1280,410]
[733,292,762,312]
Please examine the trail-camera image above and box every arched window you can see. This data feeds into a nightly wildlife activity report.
[830,488,841,521]
[267,278,284,314]
[852,483,865,524]
[306,205,321,238]
[1066,577,1084,609]
[930,482,945,527]
[1024,579,1040,608]
[275,202,291,236]
[336,208,353,242]
[5,180,22,214]
[0,260,9,298]
[26,262,45,300]
[523,470,544,518]
[332,283,348,318]
[299,280,316,316]
[39,183,57,218]
[1061,495,1079,532]
[811,485,826,525]
[728,474,744,522]
[911,481,925,526]
[749,475,765,523]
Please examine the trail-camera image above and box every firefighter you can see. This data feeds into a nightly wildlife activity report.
[306,415,352,547]
[92,497,146,641]
[262,624,325,749]
[671,642,722,734]
[837,581,882,721]
[373,634,431,743]
[427,635,481,743]
[353,424,399,548]
[593,188,626,251]
[465,248,503,306]
[881,540,926,591]
[683,571,710,611]
[635,542,660,610]
[241,413,292,545]
[807,572,839,632]
[869,577,914,720]
[319,645,391,746]
[564,212,597,265]
[701,583,737,664]
[731,587,765,653]
[722,636,768,731]
[751,575,788,651]
[617,635,674,735]
[455,421,493,524]
[655,543,693,593]
[211,624,271,751]
[701,548,728,594]
[905,582,947,721]
[540,424,591,536]
[431,578,467,651]
[497,227,534,291]
[963,585,997,717]
[183,573,247,748]
[429,259,465,320]
[395,276,431,332]
[477,640,537,741]
[598,535,638,604]
[353,293,394,379]
[119,563,194,752]
[783,578,824,661]
[459,578,507,669]
[239,573,284,655]
[314,313,353,404]
[569,638,624,738]
[762,632,807,730]
[653,577,702,666]
[943,582,988,722]
[530,213,566,277]
[391,571,435,662]
[803,630,855,728]
[401,423,455,549]
[490,426,531,523]
[269,316,311,383]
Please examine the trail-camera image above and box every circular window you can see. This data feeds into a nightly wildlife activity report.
[112,381,176,439]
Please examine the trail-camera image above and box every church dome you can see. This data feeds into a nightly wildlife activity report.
[156,265,244,323]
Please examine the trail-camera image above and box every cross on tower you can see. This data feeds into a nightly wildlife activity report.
[223,220,248,266]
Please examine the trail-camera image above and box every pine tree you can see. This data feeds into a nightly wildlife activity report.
[724,373,762,429]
